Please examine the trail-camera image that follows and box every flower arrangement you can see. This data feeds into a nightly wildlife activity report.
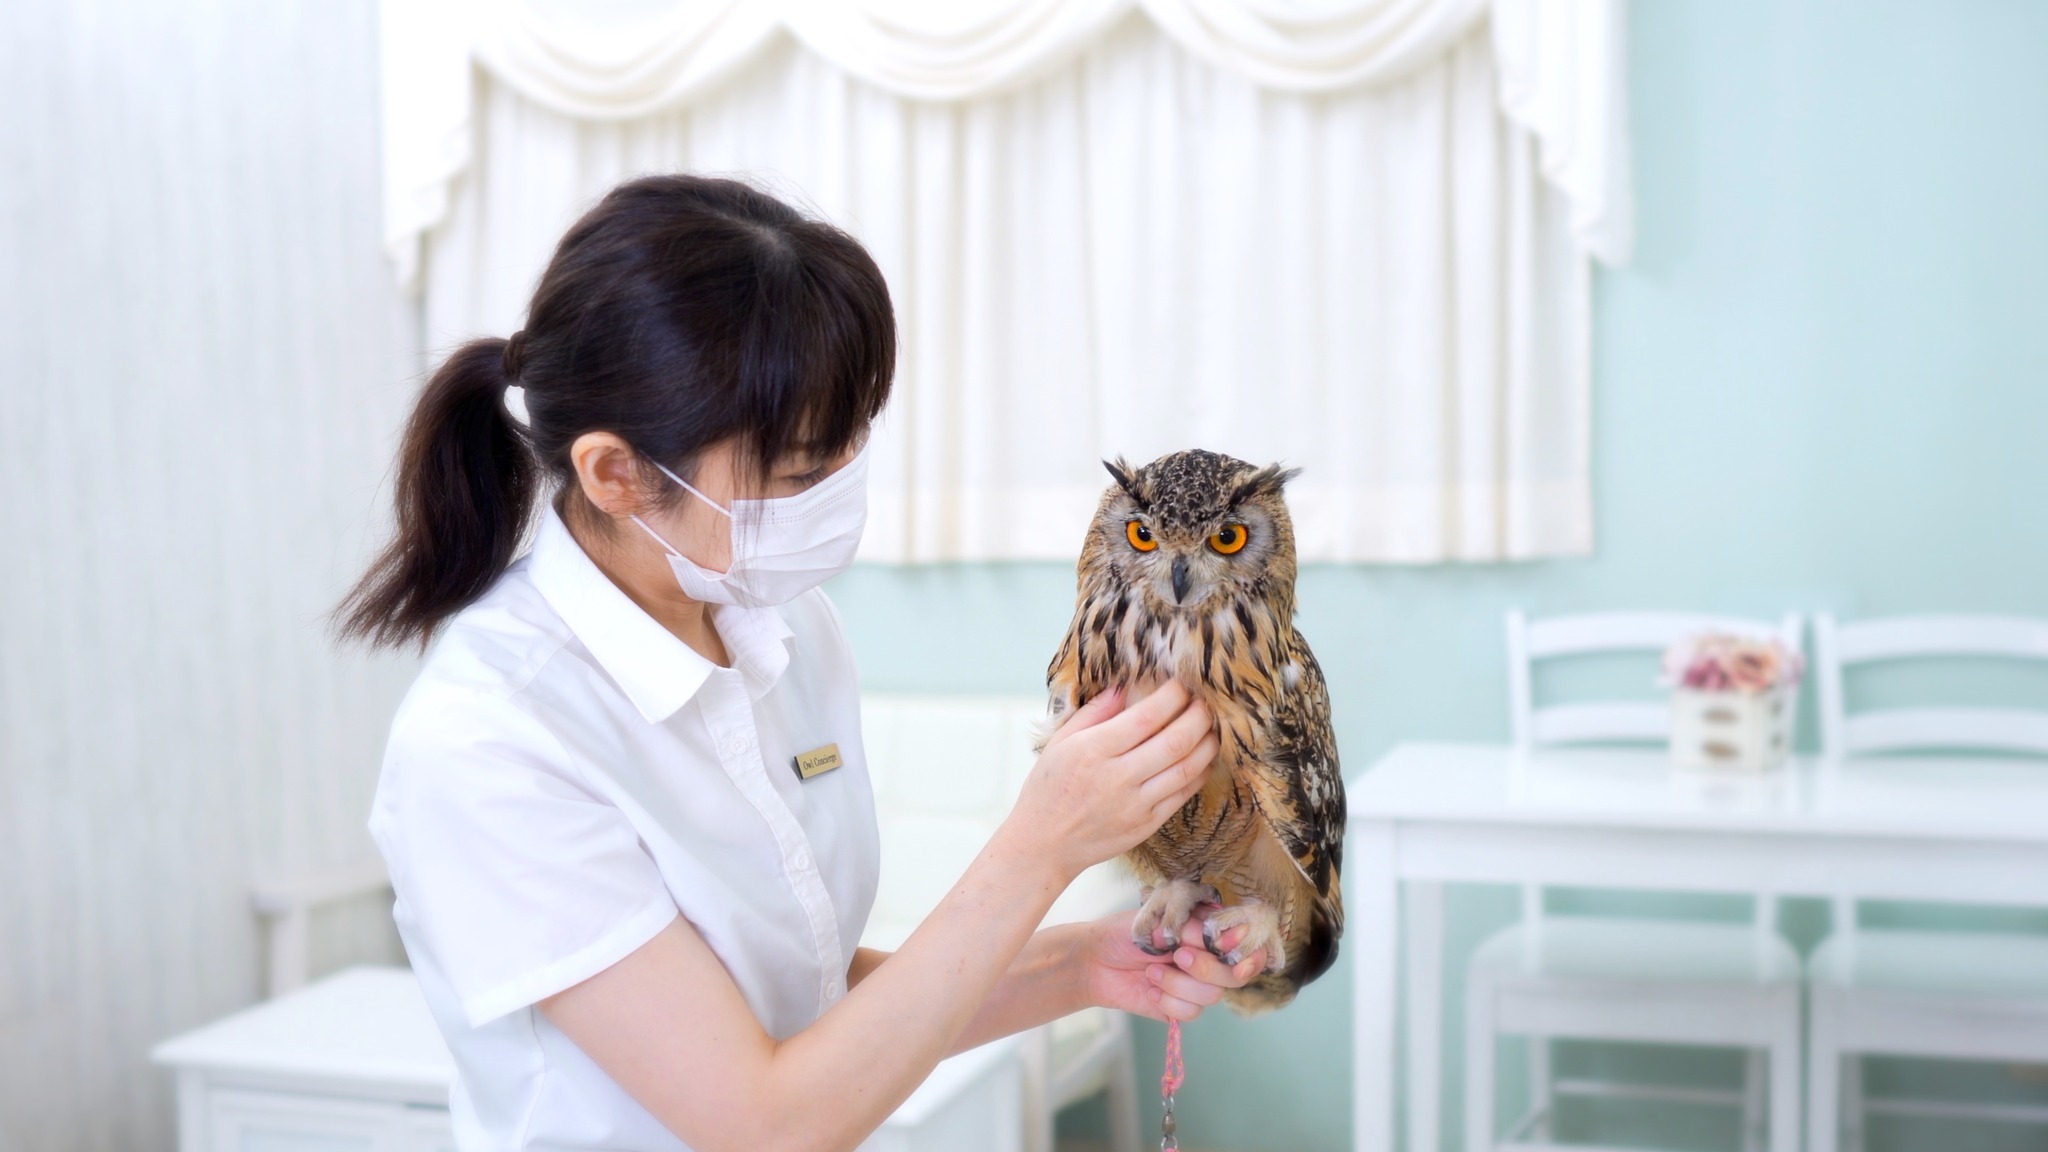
[1662,632,1802,773]
[1660,634,1804,695]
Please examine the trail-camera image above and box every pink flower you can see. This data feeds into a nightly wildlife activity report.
[1660,632,1801,694]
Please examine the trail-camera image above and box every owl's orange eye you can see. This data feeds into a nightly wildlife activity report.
[1125,520,1158,552]
[1209,523,1249,555]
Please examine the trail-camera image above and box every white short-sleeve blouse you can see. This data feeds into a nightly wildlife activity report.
[368,504,880,1151]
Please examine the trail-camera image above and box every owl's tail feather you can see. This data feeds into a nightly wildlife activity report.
[1219,902,1340,1017]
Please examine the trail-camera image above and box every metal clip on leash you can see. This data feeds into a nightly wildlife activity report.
[1159,1018,1185,1150]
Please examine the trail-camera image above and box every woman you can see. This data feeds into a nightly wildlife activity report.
[342,175,1261,1152]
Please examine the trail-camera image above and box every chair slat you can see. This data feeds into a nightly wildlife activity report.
[1530,702,1671,745]
[1843,707,2048,756]
[1525,612,1787,659]
[1834,615,2048,664]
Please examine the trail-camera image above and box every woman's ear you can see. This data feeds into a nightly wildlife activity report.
[569,432,646,519]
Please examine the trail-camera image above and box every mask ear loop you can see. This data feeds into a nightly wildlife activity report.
[633,457,741,579]
[626,513,685,558]
[646,458,737,521]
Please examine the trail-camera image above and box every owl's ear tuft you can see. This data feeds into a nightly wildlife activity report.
[1229,463,1302,507]
[1103,458,1148,506]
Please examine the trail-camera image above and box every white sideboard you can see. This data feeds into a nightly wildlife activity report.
[153,965,1021,1152]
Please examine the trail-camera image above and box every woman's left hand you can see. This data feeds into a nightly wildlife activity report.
[1078,906,1266,1023]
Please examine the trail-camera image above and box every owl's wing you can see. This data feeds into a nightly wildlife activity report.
[1249,633,1346,932]
[1041,598,1087,735]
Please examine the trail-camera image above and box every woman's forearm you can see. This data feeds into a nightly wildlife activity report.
[946,922,1095,1054]
[754,824,1076,1148]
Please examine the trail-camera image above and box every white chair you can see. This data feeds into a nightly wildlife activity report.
[860,693,1144,1152]
[1467,611,1806,1152]
[251,858,397,995]
[1807,613,2048,1152]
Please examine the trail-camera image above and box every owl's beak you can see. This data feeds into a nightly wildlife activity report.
[1171,556,1191,603]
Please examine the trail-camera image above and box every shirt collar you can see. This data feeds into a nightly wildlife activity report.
[527,504,795,722]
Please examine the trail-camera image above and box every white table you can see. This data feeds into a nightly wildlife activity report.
[1346,743,2048,1152]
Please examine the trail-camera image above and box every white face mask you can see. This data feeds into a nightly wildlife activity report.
[628,448,869,608]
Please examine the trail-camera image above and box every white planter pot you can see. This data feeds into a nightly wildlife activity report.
[1670,687,1790,773]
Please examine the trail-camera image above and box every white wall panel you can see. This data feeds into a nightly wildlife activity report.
[0,2,419,1148]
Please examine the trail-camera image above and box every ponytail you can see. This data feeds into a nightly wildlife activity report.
[336,337,537,650]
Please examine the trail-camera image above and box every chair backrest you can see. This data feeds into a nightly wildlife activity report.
[859,693,1045,937]
[251,858,394,997]
[858,694,1137,952]
[1814,613,2048,758]
[1506,610,1806,749]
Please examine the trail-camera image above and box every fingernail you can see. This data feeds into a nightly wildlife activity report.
[1147,965,1164,984]
[1147,986,1162,1003]
[1176,948,1195,968]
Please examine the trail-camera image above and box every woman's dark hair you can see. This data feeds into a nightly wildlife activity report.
[337,174,896,650]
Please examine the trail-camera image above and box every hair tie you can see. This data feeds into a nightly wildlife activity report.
[502,330,528,379]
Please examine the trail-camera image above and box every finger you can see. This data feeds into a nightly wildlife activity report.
[1125,701,1213,790]
[1174,916,1239,955]
[1142,733,1219,816]
[1091,680,1193,755]
[1146,984,1207,1023]
[1154,965,1225,1008]
[1048,686,1126,744]
[1174,944,1263,990]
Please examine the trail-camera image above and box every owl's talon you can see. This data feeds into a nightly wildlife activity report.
[1205,914,1247,965]
[1131,878,1214,963]
[1200,898,1288,974]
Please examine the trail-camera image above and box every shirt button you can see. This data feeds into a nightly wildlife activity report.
[790,848,811,871]
[729,737,747,755]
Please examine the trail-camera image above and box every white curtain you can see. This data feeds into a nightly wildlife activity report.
[388,0,1629,562]
[1,3,417,1149]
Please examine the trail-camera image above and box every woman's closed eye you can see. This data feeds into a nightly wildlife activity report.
[780,465,831,491]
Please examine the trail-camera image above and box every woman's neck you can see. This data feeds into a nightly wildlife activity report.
[562,501,732,668]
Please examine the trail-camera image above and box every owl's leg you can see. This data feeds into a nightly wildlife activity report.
[1202,899,1287,972]
[1131,879,1219,956]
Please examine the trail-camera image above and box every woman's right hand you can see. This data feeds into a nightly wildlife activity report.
[1003,683,1219,882]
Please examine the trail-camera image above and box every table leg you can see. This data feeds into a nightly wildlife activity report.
[1353,820,1397,1152]
[1405,881,1445,1152]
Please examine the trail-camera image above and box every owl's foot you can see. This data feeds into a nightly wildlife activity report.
[1202,899,1288,973]
[1131,879,1219,956]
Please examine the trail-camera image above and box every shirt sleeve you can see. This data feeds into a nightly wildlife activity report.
[370,685,679,1028]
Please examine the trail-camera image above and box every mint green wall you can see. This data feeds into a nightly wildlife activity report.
[825,2,2048,1149]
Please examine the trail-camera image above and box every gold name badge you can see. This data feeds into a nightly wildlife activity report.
[792,743,844,780]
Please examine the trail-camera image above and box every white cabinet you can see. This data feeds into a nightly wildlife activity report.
[155,968,456,1152]
[399,1107,463,1152]
[207,1089,453,1152]
[860,1036,1022,1152]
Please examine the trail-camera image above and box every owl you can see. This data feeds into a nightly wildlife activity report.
[1041,449,1344,1015]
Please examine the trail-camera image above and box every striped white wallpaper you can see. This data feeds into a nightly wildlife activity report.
[1,2,422,1148]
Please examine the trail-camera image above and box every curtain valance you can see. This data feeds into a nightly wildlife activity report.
[380,0,1630,287]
